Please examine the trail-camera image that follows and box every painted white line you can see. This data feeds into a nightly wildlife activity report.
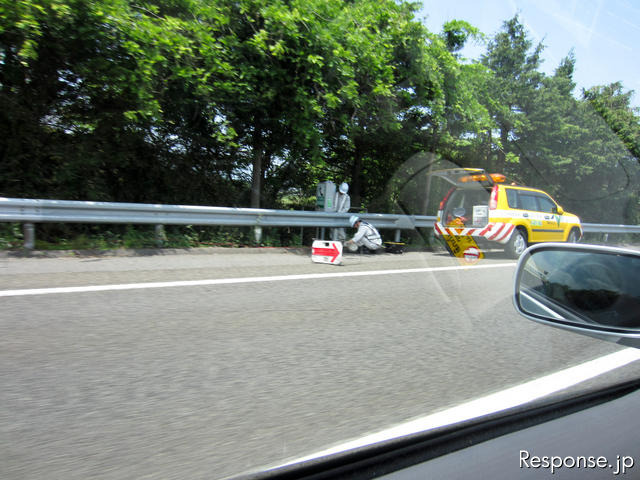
[0,262,515,297]
[275,348,640,469]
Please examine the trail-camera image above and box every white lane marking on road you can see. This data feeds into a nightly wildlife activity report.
[275,347,640,469]
[0,263,515,297]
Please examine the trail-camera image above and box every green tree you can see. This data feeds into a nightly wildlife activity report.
[583,82,640,163]
[491,51,640,224]
[0,0,242,203]
[481,14,544,172]
[0,0,493,217]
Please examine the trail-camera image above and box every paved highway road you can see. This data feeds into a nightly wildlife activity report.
[0,249,632,479]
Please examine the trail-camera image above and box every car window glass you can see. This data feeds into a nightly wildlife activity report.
[536,195,556,213]
[506,188,519,209]
[518,193,538,211]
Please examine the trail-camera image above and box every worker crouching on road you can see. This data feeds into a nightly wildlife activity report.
[345,215,383,253]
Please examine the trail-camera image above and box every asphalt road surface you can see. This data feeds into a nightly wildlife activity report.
[0,248,632,479]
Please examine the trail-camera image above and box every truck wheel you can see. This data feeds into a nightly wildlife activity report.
[505,228,528,259]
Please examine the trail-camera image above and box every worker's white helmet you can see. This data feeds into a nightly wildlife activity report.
[349,215,360,227]
[339,182,349,194]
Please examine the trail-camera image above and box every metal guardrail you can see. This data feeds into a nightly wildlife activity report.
[0,197,435,227]
[0,197,435,248]
[582,223,640,234]
[1,197,638,249]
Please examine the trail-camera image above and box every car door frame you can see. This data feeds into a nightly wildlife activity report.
[532,192,565,242]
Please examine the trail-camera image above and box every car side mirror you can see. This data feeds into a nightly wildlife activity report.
[513,244,640,348]
[553,206,564,215]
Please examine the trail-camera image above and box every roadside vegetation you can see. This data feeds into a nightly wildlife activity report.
[1,0,639,248]
[0,221,441,250]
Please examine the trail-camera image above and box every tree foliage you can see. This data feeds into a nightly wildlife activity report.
[1,3,639,224]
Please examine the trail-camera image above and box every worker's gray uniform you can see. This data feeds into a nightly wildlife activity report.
[332,192,351,241]
[351,221,382,250]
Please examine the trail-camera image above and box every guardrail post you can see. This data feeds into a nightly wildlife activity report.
[395,229,401,242]
[23,223,35,250]
[254,226,262,244]
[155,224,166,247]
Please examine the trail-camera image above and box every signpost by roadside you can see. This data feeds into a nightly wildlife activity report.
[311,240,343,265]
